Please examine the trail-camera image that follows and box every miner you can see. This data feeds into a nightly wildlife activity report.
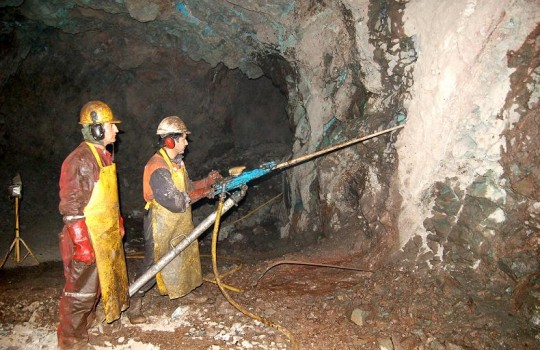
[57,100,129,349]
[127,116,221,324]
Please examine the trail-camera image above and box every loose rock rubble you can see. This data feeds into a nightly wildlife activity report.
[0,234,538,349]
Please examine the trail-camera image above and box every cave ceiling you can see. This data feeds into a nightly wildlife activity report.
[1,0,304,239]
[4,0,297,79]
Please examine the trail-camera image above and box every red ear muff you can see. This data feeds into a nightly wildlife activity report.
[164,136,175,149]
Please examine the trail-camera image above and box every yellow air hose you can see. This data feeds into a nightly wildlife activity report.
[201,254,244,293]
[211,193,300,350]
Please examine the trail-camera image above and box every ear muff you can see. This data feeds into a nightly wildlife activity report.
[90,111,105,141]
[164,136,175,149]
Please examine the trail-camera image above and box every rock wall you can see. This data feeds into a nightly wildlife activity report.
[1,1,539,277]
[263,0,539,274]
[257,0,414,262]
[395,0,539,272]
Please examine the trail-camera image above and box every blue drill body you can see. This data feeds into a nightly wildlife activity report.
[212,161,277,196]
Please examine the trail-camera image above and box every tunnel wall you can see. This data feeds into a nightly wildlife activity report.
[395,0,539,274]
[1,1,539,275]
[273,0,539,274]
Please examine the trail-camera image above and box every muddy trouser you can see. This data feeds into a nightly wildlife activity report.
[133,210,156,297]
[57,228,100,350]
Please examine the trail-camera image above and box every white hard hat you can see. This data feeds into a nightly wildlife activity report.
[156,116,191,135]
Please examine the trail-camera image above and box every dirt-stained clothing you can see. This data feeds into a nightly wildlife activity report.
[59,142,111,222]
[136,150,204,298]
[57,142,128,349]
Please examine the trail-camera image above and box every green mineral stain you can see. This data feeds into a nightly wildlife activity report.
[176,2,201,25]
[337,68,348,88]
[323,116,338,134]
[396,113,407,125]
[202,23,215,36]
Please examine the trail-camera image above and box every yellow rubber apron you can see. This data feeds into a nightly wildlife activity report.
[147,148,202,299]
[84,142,129,322]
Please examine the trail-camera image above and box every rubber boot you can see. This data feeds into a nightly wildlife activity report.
[127,296,147,324]
[88,302,105,330]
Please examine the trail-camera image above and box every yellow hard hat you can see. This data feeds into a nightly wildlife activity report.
[156,116,190,135]
[79,100,121,125]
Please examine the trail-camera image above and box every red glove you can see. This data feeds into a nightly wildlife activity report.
[119,215,125,238]
[189,187,214,202]
[206,170,223,186]
[66,220,95,264]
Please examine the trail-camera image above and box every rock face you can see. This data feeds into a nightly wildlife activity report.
[394,4,540,320]
[1,0,538,295]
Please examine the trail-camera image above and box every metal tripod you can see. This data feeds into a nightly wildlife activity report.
[0,197,39,269]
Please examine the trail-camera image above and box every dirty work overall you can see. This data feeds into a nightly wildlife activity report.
[84,142,129,322]
[146,148,202,299]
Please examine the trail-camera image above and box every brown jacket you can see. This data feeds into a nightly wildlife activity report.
[59,142,113,224]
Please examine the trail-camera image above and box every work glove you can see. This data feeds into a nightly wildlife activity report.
[189,187,215,202]
[66,219,95,264]
[119,215,125,238]
[205,170,222,186]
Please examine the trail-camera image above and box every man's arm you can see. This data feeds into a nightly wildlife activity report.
[58,145,99,263]
[59,147,96,224]
[149,168,190,213]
